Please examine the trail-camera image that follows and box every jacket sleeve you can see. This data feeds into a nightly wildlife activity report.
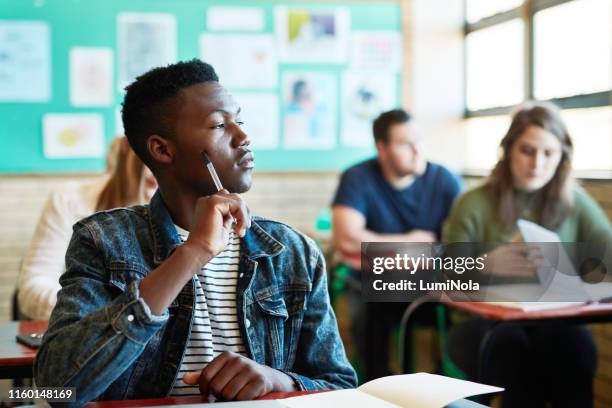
[283,249,358,391]
[34,223,169,406]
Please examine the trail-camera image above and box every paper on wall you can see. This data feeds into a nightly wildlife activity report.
[70,47,113,107]
[341,71,398,148]
[117,13,177,90]
[232,93,279,149]
[282,71,337,149]
[43,113,105,159]
[206,7,265,31]
[0,20,51,102]
[350,31,403,71]
[199,34,277,90]
[275,6,350,63]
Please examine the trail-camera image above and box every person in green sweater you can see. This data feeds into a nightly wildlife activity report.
[444,101,611,408]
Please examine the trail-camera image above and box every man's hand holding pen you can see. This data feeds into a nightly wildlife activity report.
[186,190,251,259]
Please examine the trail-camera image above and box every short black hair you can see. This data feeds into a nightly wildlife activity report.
[121,59,219,166]
[372,109,412,144]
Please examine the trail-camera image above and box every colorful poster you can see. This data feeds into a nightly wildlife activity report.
[206,7,265,31]
[350,31,403,71]
[0,21,51,102]
[282,72,337,149]
[43,114,105,159]
[70,47,113,107]
[275,7,350,63]
[341,72,398,147]
[117,13,177,89]
[199,34,277,89]
[233,93,279,149]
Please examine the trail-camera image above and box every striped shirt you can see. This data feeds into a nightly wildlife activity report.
[170,225,246,396]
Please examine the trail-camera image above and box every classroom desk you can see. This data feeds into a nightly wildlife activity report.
[85,391,489,408]
[0,319,489,407]
[85,391,321,407]
[0,320,47,379]
[441,301,612,383]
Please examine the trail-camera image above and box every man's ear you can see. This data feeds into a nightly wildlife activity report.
[375,140,387,158]
[147,135,174,165]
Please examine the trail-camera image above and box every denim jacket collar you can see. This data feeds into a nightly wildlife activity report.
[148,190,285,265]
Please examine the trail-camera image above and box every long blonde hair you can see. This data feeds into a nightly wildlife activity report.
[488,101,574,230]
[95,137,150,212]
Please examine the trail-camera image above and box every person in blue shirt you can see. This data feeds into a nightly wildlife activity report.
[332,109,461,380]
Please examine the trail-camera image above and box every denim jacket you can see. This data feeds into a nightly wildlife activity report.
[34,191,357,405]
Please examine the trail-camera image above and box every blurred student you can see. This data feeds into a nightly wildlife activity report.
[332,109,462,379]
[444,101,611,407]
[18,137,157,320]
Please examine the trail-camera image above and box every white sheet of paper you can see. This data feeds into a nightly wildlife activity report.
[0,20,51,102]
[117,12,177,89]
[282,389,399,408]
[517,219,591,301]
[275,6,350,63]
[43,114,105,159]
[70,47,113,106]
[232,93,279,149]
[341,71,397,147]
[199,34,277,89]
[206,7,265,31]
[283,373,501,408]
[350,31,402,71]
[358,373,502,408]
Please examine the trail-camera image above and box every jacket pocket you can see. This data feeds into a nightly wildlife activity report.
[252,288,309,369]
[256,295,289,320]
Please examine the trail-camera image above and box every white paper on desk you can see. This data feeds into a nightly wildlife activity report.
[282,373,502,408]
[70,47,113,107]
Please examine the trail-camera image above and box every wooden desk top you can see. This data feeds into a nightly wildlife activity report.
[0,320,47,367]
[85,391,327,407]
[445,301,612,321]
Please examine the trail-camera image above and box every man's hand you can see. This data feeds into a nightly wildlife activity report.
[139,191,251,316]
[185,190,251,260]
[183,351,298,401]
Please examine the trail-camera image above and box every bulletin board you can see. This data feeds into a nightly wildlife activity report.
[0,0,403,173]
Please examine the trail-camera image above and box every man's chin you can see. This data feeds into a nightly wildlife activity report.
[229,177,253,194]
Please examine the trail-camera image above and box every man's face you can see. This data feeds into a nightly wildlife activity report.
[169,82,254,195]
[377,122,424,177]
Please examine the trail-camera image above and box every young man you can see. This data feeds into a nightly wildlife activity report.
[332,109,461,380]
[35,60,356,405]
